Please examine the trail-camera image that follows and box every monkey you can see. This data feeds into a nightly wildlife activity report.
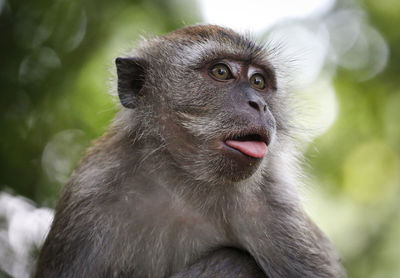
[35,25,346,278]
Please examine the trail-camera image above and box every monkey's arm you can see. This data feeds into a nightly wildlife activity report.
[170,248,266,278]
[234,199,346,278]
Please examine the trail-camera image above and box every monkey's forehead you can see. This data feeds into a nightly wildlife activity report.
[166,24,259,51]
[140,25,274,69]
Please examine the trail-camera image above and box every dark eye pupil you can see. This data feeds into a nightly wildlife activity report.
[218,68,225,76]
[254,77,260,84]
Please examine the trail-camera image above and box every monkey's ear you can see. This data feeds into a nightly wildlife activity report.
[115,57,147,109]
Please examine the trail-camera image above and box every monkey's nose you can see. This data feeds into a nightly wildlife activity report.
[248,100,267,112]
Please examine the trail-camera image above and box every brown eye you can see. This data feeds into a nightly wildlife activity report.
[250,74,266,90]
[210,64,232,80]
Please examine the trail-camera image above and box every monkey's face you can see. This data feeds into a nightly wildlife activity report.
[157,57,277,183]
[116,26,281,183]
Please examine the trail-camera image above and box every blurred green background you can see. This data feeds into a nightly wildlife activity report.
[0,0,399,277]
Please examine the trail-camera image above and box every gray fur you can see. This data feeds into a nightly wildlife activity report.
[35,25,346,278]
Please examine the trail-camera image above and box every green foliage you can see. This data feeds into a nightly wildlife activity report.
[304,1,400,277]
[0,0,199,206]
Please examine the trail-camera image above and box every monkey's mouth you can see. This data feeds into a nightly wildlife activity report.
[223,133,268,158]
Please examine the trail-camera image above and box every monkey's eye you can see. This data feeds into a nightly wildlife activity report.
[209,64,232,80]
[250,74,266,90]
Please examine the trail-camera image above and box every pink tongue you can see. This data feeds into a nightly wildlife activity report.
[225,140,267,158]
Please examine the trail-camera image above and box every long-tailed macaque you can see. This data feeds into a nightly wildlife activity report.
[35,25,345,278]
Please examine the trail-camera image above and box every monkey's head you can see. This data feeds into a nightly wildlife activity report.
[115,25,289,183]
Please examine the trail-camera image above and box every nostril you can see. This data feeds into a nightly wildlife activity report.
[248,100,260,111]
[248,100,267,112]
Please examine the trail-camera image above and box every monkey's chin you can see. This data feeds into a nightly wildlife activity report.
[217,142,264,182]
